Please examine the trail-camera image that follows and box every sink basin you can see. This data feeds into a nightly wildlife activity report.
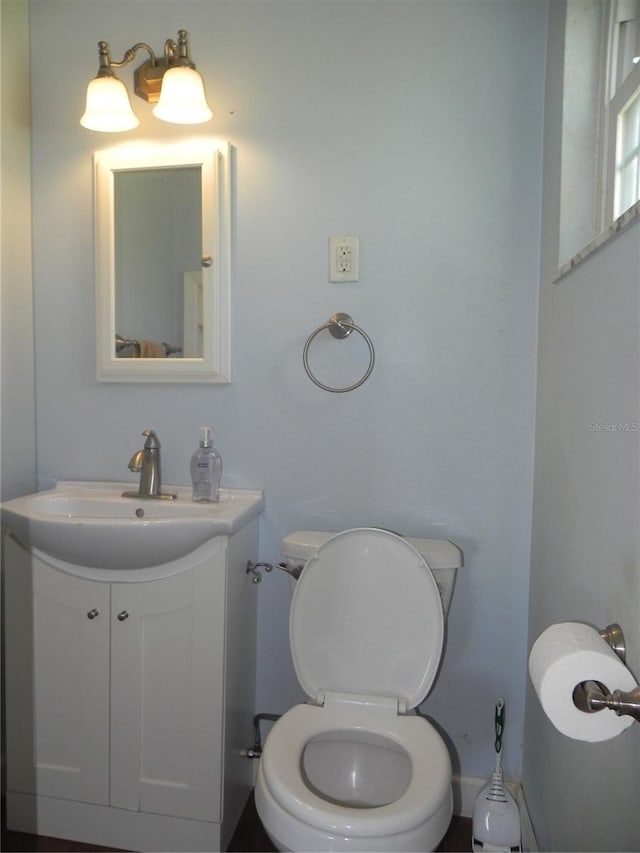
[1,481,264,570]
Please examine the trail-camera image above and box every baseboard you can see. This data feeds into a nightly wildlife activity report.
[453,774,538,852]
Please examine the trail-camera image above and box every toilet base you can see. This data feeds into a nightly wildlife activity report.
[255,761,453,853]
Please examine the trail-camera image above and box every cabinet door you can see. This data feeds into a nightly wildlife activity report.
[5,540,111,804]
[110,547,226,821]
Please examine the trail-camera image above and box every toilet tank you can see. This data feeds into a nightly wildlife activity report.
[281,530,463,617]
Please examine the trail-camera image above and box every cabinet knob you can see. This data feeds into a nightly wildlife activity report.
[117,610,129,622]
[87,608,100,620]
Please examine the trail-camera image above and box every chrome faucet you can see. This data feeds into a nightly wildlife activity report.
[122,429,176,500]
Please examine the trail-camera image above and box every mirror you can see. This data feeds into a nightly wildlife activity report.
[94,141,231,382]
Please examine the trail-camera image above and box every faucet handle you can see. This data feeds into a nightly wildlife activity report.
[142,429,160,448]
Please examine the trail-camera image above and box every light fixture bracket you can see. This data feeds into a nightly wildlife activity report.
[133,32,195,103]
[134,57,168,103]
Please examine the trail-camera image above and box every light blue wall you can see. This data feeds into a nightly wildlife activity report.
[29,0,547,780]
[1,0,36,503]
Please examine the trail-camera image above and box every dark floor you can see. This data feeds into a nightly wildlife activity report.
[2,792,472,852]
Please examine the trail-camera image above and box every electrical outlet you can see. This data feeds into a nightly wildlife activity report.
[329,235,359,282]
[337,244,352,273]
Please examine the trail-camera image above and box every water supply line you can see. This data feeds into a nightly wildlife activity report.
[246,713,281,759]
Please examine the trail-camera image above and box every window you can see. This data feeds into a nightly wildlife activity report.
[603,0,640,221]
[557,0,640,272]
[558,1,605,265]
[615,89,640,215]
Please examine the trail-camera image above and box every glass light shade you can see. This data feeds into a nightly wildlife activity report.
[80,76,139,132]
[152,66,213,124]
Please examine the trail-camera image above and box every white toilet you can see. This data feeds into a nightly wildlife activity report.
[255,527,463,853]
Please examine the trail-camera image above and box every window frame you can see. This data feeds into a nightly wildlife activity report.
[601,0,640,226]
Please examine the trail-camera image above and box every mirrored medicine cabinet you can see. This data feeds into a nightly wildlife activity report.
[94,140,231,382]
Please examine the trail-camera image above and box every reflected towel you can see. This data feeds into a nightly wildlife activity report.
[139,339,167,358]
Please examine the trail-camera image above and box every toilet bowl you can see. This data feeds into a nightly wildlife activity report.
[254,527,463,853]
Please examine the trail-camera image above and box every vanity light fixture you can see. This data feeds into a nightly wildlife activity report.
[80,29,213,132]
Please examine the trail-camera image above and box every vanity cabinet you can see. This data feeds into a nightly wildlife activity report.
[4,520,259,852]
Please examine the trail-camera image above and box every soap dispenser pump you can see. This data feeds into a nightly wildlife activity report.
[190,427,222,502]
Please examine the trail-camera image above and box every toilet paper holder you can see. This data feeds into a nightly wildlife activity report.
[573,623,640,723]
[598,623,626,663]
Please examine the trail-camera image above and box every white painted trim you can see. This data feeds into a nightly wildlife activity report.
[556,196,640,280]
[514,783,539,853]
[453,774,538,852]
[453,772,486,817]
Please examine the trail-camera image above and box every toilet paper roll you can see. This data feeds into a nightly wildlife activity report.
[529,621,637,742]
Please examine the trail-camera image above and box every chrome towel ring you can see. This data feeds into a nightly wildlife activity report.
[303,313,375,393]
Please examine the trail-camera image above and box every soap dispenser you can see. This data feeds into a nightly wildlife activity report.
[190,427,222,502]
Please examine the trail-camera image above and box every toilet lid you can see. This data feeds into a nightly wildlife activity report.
[290,528,444,709]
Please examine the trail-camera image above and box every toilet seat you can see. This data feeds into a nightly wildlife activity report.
[290,528,444,709]
[260,697,452,838]
[256,529,452,852]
